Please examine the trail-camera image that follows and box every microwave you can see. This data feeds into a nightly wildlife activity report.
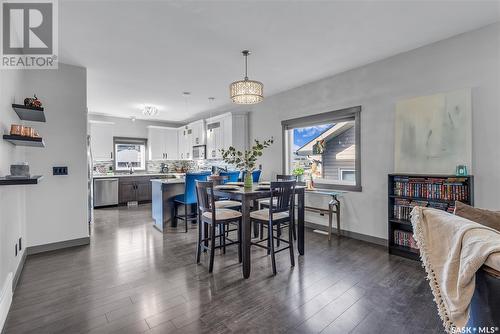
[192,145,206,160]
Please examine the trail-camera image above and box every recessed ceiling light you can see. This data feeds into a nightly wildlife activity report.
[142,105,158,116]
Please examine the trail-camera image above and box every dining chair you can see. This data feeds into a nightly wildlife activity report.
[219,170,240,183]
[195,181,242,273]
[250,180,296,275]
[259,174,297,242]
[173,171,211,232]
[208,175,242,210]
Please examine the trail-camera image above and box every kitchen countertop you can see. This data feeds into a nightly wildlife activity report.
[150,178,185,184]
[93,173,185,179]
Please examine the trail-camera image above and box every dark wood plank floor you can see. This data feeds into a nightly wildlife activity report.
[3,204,442,334]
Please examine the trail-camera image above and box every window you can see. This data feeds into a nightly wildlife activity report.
[282,106,361,191]
[113,137,147,171]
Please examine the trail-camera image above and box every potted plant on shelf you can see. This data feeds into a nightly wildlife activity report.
[220,138,274,188]
[292,167,305,182]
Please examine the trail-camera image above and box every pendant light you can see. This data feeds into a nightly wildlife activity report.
[229,50,264,104]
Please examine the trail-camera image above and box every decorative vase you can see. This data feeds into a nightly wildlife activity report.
[244,171,253,188]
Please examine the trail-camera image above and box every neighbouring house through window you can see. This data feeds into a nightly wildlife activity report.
[114,137,147,171]
[282,106,361,191]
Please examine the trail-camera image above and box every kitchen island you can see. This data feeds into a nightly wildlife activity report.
[151,178,185,232]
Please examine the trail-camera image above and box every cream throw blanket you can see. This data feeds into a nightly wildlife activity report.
[411,207,500,333]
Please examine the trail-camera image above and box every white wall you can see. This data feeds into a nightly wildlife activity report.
[88,114,182,139]
[0,70,27,325]
[225,23,500,240]
[23,64,89,247]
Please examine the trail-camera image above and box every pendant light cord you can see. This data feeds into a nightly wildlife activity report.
[242,50,250,80]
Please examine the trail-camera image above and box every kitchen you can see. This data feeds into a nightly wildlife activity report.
[89,109,249,230]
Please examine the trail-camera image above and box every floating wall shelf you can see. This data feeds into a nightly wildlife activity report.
[3,135,45,147]
[12,104,46,122]
[0,175,43,186]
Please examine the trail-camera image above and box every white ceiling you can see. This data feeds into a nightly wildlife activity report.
[59,0,499,123]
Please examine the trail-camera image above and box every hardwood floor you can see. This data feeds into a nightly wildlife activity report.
[3,204,442,333]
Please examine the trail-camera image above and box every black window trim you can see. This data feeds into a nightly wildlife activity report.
[281,106,362,192]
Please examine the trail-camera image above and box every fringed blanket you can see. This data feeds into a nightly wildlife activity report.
[411,207,500,333]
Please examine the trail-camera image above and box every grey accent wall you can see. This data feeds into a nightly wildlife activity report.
[219,23,500,240]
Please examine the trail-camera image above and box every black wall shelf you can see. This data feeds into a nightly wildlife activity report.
[388,174,474,260]
[12,104,46,122]
[0,175,43,186]
[3,135,45,147]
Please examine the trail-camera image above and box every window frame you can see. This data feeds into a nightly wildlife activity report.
[281,106,362,192]
[113,137,148,172]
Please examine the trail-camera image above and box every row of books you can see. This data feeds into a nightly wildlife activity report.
[394,230,419,250]
[392,176,469,201]
[393,198,456,220]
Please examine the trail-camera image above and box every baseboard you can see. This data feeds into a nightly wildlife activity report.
[12,250,26,293]
[0,273,13,333]
[26,237,90,255]
[305,221,387,247]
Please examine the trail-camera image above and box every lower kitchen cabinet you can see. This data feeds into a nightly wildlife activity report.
[118,176,152,204]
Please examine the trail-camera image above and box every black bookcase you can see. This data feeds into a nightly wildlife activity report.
[388,174,474,260]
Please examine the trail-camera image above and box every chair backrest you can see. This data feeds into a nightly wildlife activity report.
[184,171,211,203]
[220,170,240,183]
[208,175,228,186]
[242,170,262,183]
[270,180,296,216]
[276,174,296,181]
[195,180,216,215]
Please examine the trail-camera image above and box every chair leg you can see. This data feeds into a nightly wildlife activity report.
[209,223,216,273]
[292,209,297,241]
[266,223,271,255]
[222,223,226,254]
[238,219,242,263]
[184,204,188,233]
[289,221,295,267]
[269,220,277,275]
[259,222,264,240]
[277,223,281,247]
[173,203,178,227]
[196,219,202,263]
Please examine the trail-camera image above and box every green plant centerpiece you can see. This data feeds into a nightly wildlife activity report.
[292,167,305,182]
[220,138,274,188]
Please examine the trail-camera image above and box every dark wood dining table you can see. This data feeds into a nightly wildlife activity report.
[213,184,306,279]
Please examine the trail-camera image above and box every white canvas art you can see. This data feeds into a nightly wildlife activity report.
[394,88,472,174]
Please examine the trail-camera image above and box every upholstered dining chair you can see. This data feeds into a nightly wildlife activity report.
[250,180,296,275]
[195,180,242,273]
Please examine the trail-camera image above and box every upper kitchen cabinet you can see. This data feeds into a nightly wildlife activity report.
[206,112,248,159]
[177,126,191,160]
[90,121,114,161]
[147,126,178,160]
[189,119,206,147]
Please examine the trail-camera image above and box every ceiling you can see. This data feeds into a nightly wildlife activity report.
[59,0,499,123]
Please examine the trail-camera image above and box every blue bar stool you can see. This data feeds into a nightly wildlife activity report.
[219,170,240,183]
[241,170,262,183]
[173,171,211,232]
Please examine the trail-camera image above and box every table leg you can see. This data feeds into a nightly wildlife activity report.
[336,197,341,236]
[241,199,252,278]
[328,200,334,241]
[297,189,305,255]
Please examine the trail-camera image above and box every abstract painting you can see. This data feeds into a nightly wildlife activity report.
[394,88,472,174]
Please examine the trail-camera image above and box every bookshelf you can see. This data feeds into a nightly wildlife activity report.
[388,174,474,260]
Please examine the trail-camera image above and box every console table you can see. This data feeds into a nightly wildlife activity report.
[305,189,344,240]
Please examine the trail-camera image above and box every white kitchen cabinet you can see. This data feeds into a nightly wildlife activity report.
[177,126,192,160]
[205,112,247,159]
[90,121,114,161]
[189,120,205,147]
[148,126,178,160]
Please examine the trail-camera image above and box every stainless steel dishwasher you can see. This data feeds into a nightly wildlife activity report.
[93,178,119,207]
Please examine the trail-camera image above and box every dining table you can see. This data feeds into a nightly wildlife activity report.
[213,183,306,279]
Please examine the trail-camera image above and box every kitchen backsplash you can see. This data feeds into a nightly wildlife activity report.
[93,159,231,174]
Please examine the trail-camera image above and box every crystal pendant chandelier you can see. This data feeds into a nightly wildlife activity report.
[230,50,264,104]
